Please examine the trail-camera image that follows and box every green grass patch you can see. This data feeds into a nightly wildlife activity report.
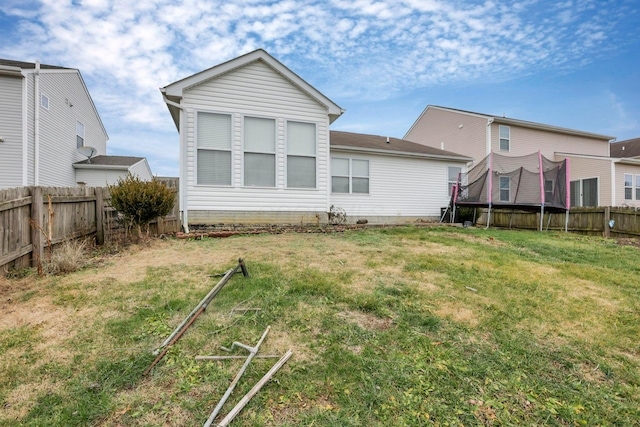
[1,227,639,426]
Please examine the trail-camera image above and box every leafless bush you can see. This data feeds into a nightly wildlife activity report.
[43,239,89,275]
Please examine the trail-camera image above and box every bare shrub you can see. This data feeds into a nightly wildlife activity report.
[43,239,89,275]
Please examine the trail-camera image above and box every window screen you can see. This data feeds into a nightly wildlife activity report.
[287,121,316,188]
[197,112,232,185]
[244,117,276,187]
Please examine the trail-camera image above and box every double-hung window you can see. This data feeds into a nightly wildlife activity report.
[636,175,640,200]
[287,121,316,188]
[76,121,85,148]
[544,179,554,203]
[499,125,510,151]
[331,158,369,194]
[448,166,461,197]
[624,174,633,200]
[499,176,510,202]
[197,112,232,186]
[244,117,276,187]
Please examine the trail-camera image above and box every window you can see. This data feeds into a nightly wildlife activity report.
[499,176,510,202]
[570,178,598,207]
[499,125,510,151]
[448,166,461,197]
[624,174,633,200]
[197,112,232,185]
[244,117,275,187]
[544,179,554,202]
[352,160,369,193]
[331,158,369,194]
[287,121,316,188]
[76,121,84,148]
[41,94,49,110]
[636,175,640,200]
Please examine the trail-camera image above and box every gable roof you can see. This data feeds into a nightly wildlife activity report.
[161,49,344,127]
[330,130,472,162]
[405,105,615,141]
[610,137,640,158]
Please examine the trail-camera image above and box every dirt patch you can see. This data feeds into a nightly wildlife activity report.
[336,310,393,331]
[616,238,640,248]
[435,303,480,327]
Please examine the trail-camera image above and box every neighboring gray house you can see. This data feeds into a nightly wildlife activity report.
[0,59,151,189]
[73,155,153,187]
[161,49,470,231]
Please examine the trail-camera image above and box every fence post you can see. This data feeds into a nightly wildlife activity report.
[31,187,44,267]
[603,206,611,238]
[95,187,104,245]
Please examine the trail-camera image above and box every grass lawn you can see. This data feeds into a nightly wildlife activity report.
[1,226,639,426]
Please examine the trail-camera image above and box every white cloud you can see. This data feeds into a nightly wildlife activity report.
[1,0,637,175]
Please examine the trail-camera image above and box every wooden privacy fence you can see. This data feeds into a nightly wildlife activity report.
[0,178,180,274]
[476,206,640,237]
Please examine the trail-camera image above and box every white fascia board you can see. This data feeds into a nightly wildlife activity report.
[162,49,343,119]
[330,145,472,162]
[0,65,24,77]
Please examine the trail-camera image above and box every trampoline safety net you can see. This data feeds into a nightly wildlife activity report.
[453,151,569,212]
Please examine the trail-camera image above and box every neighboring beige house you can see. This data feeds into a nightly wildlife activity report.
[161,50,470,231]
[611,138,640,207]
[0,59,151,189]
[404,105,640,207]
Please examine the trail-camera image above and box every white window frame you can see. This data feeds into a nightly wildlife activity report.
[499,175,510,202]
[448,166,461,197]
[40,93,49,110]
[636,175,640,201]
[570,177,599,207]
[331,157,369,194]
[286,121,317,189]
[624,173,633,200]
[243,116,276,188]
[196,111,232,186]
[499,125,510,151]
[544,179,554,202]
[76,121,84,148]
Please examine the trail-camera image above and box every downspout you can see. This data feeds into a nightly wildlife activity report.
[34,60,40,186]
[538,150,544,232]
[610,159,616,206]
[486,118,493,157]
[162,93,189,233]
[21,69,28,185]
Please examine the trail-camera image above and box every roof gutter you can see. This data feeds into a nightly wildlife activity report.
[330,145,472,162]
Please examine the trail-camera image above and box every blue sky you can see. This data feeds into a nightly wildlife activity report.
[1,0,639,177]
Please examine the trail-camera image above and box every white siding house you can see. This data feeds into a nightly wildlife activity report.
[73,155,153,187]
[0,59,152,189]
[162,50,471,230]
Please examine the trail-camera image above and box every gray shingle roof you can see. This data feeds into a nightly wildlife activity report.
[74,155,143,167]
[610,138,640,158]
[0,59,70,70]
[330,130,471,161]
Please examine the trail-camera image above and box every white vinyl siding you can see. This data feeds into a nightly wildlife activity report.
[181,60,330,214]
[287,121,316,189]
[33,71,108,187]
[0,76,24,189]
[197,112,232,186]
[244,116,276,187]
[331,151,466,217]
[499,125,510,151]
[624,173,633,200]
